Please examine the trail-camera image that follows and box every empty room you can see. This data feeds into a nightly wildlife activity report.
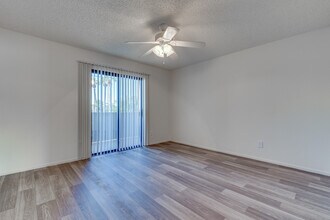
[1,0,330,219]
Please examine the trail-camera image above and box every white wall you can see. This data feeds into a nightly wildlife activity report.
[0,27,171,176]
[171,27,330,176]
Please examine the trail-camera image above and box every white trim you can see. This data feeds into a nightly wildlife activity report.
[0,158,80,177]
[78,61,149,77]
[171,141,330,177]
[144,75,150,145]
[148,140,171,146]
[78,62,92,159]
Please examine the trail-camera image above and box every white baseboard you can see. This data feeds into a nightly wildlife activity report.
[170,141,330,177]
[0,157,80,177]
[0,141,169,176]
[2,142,329,177]
[148,140,171,146]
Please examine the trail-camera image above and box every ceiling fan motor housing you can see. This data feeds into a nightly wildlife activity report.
[159,23,168,32]
[155,32,165,42]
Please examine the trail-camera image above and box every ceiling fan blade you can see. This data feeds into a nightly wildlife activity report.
[170,40,206,48]
[142,47,156,56]
[125,41,158,45]
[162,26,179,41]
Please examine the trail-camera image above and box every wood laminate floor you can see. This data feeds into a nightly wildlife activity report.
[1,142,330,220]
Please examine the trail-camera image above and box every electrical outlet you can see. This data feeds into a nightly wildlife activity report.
[258,140,264,149]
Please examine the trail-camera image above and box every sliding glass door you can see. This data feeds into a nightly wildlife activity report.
[91,69,145,156]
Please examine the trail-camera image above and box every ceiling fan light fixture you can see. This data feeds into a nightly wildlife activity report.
[152,44,174,57]
[126,24,205,59]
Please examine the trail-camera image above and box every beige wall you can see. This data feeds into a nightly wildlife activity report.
[0,27,171,175]
[2,25,330,176]
[171,27,330,175]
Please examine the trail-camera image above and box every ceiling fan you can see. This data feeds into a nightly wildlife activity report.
[125,24,206,58]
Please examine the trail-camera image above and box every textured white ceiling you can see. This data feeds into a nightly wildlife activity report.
[0,0,330,70]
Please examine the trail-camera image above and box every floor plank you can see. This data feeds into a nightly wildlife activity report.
[155,194,204,220]
[54,187,80,218]
[19,170,35,191]
[0,208,15,220]
[15,188,37,220]
[70,183,107,219]
[34,169,55,205]
[37,200,61,220]
[0,173,19,212]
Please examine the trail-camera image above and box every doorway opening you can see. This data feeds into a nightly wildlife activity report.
[91,69,146,156]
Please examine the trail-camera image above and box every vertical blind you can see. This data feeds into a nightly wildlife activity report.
[91,68,146,156]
